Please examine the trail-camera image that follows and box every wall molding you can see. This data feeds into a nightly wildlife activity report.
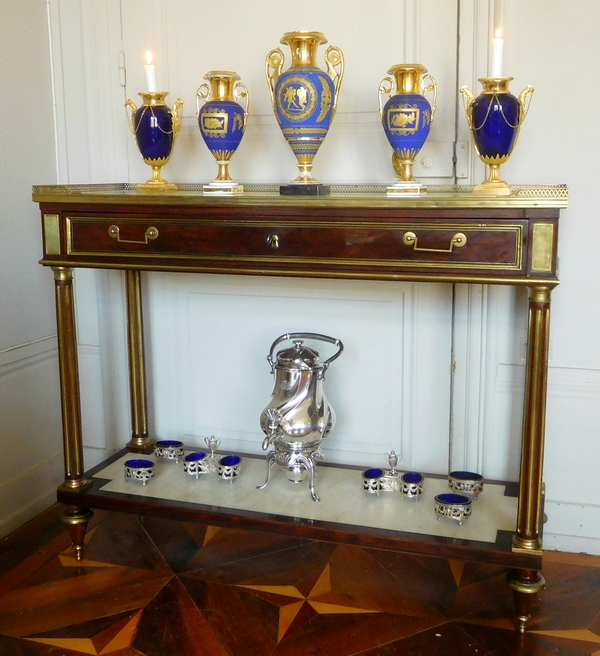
[0,450,63,539]
[544,500,600,555]
[0,336,57,372]
[496,363,600,399]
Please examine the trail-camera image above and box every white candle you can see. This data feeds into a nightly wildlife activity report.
[144,51,157,91]
[491,29,504,77]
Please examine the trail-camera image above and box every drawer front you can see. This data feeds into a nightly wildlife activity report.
[67,217,524,272]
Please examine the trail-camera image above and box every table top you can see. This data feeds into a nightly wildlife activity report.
[32,183,569,210]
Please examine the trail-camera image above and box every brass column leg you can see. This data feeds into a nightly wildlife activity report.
[53,267,93,561]
[511,285,552,630]
[53,267,92,493]
[507,569,546,633]
[125,270,154,451]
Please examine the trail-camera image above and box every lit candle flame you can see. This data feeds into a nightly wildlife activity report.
[495,28,503,39]
[146,50,153,65]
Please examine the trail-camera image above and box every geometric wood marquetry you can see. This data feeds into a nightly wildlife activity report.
[0,506,599,656]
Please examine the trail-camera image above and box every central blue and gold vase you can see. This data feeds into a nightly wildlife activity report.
[266,31,344,195]
[461,77,533,196]
[125,92,183,192]
[378,64,437,196]
[196,71,249,195]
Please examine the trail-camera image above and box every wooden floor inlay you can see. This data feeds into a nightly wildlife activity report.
[0,506,599,655]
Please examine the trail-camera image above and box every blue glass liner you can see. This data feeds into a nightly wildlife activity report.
[124,459,154,468]
[435,493,470,505]
[156,440,183,447]
[219,455,241,467]
[401,471,423,484]
[184,452,206,462]
[363,468,384,479]
[449,470,483,481]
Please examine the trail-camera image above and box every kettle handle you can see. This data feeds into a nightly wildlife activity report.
[267,332,344,376]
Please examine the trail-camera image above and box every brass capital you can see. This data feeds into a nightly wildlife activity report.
[528,285,552,304]
[52,266,74,282]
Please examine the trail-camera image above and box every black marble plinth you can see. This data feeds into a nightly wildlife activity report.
[279,183,331,196]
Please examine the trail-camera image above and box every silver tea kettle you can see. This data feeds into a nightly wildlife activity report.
[257,332,343,502]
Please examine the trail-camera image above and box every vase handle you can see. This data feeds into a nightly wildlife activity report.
[517,85,534,127]
[170,98,184,140]
[234,82,250,128]
[265,48,284,110]
[125,99,138,134]
[325,45,344,118]
[422,73,438,122]
[196,83,210,116]
[459,86,476,131]
[378,77,393,119]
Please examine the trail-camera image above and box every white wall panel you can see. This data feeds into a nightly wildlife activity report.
[0,0,63,535]
[145,275,451,473]
[40,0,600,554]
[0,340,64,537]
[120,0,460,185]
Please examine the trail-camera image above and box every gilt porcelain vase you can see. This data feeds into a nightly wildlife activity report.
[378,64,437,196]
[196,71,249,194]
[266,31,344,194]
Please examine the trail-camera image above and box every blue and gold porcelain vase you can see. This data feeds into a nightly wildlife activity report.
[378,64,437,196]
[196,71,249,195]
[125,92,184,192]
[460,77,533,196]
[266,31,344,194]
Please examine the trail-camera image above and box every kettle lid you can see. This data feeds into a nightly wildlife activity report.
[275,339,322,370]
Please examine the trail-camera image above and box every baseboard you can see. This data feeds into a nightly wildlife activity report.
[543,533,600,556]
[0,489,58,539]
[543,500,600,555]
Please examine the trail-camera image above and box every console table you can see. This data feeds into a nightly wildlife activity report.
[33,182,568,632]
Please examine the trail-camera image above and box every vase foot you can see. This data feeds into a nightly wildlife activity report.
[203,181,244,195]
[387,181,427,197]
[473,180,511,197]
[280,183,330,196]
[136,181,178,193]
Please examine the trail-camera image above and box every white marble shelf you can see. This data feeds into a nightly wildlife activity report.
[95,452,518,546]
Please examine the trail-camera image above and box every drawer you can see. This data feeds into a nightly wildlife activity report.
[67,216,525,272]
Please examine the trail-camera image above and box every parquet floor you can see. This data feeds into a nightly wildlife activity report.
[1,506,599,655]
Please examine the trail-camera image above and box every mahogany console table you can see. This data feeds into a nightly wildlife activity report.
[33,182,568,632]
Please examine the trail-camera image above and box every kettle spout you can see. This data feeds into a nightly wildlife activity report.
[261,408,283,450]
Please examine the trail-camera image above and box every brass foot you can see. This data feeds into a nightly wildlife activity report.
[60,506,94,562]
[126,436,155,453]
[506,569,545,632]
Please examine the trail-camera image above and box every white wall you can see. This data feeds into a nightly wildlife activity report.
[10,0,599,553]
[496,0,600,554]
[0,0,63,537]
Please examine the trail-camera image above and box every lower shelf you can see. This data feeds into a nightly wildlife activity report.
[57,448,542,569]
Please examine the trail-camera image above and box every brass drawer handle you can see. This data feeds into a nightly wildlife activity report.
[403,231,467,253]
[108,225,159,244]
[267,234,280,249]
